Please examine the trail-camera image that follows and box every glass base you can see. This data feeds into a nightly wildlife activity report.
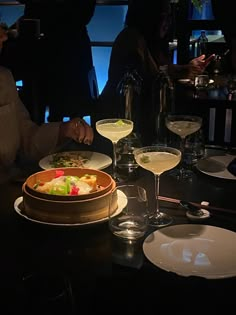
[112,172,129,183]
[148,212,173,228]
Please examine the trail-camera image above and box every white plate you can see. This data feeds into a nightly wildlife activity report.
[196,155,236,180]
[143,224,236,279]
[39,151,112,170]
[13,190,126,228]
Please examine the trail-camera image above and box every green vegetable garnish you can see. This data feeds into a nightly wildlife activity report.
[115,119,125,126]
[140,155,150,163]
[33,181,41,189]
[50,185,68,195]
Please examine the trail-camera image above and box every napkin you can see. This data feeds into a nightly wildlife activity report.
[227,158,236,176]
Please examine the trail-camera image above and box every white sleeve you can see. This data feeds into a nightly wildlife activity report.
[0,66,62,161]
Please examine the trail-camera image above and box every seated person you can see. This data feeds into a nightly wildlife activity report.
[0,25,94,182]
[99,0,214,145]
[212,0,236,74]
[21,0,97,122]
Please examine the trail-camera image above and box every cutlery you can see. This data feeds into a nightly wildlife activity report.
[158,195,236,215]
[179,200,204,216]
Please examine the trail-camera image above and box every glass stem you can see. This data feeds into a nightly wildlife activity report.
[179,136,186,178]
[112,142,117,177]
[154,174,160,216]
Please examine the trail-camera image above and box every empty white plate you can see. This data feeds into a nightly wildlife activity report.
[143,224,236,279]
[196,155,236,180]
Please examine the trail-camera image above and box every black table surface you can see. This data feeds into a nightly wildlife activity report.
[1,143,236,313]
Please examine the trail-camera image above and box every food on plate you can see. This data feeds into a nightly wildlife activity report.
[23,168,117,224]
[33,170,99,196]
[49,152,89,168]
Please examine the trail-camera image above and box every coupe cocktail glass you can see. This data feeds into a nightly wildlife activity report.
[134,145,181,227]
[96,118,133,181]
[165,114,202,179]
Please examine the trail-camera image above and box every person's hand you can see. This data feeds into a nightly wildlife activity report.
[188,54,215,79]
[59,117,94,145]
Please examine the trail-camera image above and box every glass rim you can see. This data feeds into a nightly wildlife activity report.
[165,114,202,120]
[116,184,146,190]
[95,118,133,124]
[133,145,182,155]
[114,184,147,200]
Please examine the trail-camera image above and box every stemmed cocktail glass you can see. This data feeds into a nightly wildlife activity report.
[165,114,202,179]
[134,145,181,227]
[96,118,133,182]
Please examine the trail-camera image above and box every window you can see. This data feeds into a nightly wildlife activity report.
[87,1,128,93]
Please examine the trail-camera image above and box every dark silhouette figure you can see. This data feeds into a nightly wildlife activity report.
[21,0,97,122]
[0,14,44,123]
[211,0,236,73]
[99,0,213,145]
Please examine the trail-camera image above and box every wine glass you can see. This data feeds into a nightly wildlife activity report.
[194,74,209,99]
[96,118,133,181]
[134,145,181,227]
[165,114,202,179]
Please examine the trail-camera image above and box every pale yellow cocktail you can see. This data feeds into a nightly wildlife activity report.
[96,118,133,181]
[134,145,181,227]
[165,115,203,179]
[135,151,181,175]
[165,120,201,139]
[96,121,133,143]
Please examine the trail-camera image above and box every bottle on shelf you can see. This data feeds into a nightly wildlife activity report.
[197,30,208,56]
[116,68,143,179]
[153,65,175,146]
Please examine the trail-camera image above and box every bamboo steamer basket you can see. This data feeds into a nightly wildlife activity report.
[22,179,117,224]
[24,167,113,201]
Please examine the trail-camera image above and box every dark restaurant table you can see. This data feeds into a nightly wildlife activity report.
[1,144,236,313]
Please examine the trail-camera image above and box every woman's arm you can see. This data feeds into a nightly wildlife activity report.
[168,54,215,80]
[0,66,93,162]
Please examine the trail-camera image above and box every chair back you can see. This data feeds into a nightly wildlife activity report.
[191,98,236,149]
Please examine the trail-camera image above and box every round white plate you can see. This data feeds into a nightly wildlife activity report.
[39,151,112,170]
[196,155,236,180]
[143,224,236,279]
[14,190,126,228]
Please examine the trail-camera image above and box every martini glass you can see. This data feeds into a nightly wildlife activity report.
[165,114,202,179]
[134,145,181,227]
[96,118,133,181]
